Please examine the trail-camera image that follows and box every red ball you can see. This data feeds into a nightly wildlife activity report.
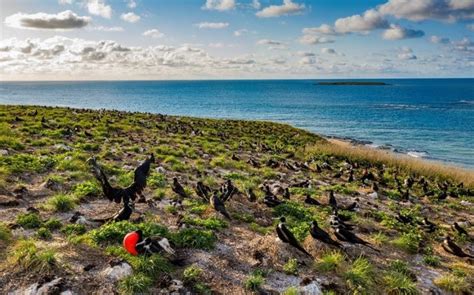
[123,231,140,256]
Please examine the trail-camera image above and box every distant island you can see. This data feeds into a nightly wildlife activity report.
[317,81,390,86]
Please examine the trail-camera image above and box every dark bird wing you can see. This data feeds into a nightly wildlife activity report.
[112,202,133,221]
[88,158,124,203]
[336,228,379,252]
[131,154,154,196]
[211,194,231,220]
[311,225,342,248]
[279,224,312,257]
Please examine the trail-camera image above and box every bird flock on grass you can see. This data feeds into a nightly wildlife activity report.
[68,152,474,261]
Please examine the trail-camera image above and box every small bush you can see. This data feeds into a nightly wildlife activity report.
[171,228,216,250]
[422,255,441,267]
[183,264,203,283]
[316,251,345,273]
[182,216,228,230]
[74,181,101,199]
[43,218,63,231]
[47,194,76,212]
[383,271,419,295]
[119,273,152,295]
[344,257,374,291]
[244,273,265,291]
[62,224,87,237]
[90,221,168,245]
[283,258,298,275]
[148,173,167,188]
[12,239,57,272]
[35,227,52,240]
[17,213,42,229]
[392,231,422,254]
[434,273,470,293]
[0,223,12,241]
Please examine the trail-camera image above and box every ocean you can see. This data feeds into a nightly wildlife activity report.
[0,79,473,169]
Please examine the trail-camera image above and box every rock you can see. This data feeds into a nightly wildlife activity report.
[60,290,73,295]
[0,149,8,156]
[299,281,322,294]
[101,262,132,282]
[168,280,184,293]
[155,166,166,173]
[54,144,73,151]
[0,195,20,207]
[16,277,65,295]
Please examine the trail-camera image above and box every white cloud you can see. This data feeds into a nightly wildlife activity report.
[87,0,112,19]
[398,47,417,60]
[257,39,283,45]
[299,35,334,45]
[143,29,164,38]
[303,24,338,35]
[334,9,389,34]
[467,24,474,31]
[195,22,229,29]
[203,0,235,11]
[89,26,124,32]
[121,12,140,23]
[234,29,248,36]
[5,10,90,30]
[378,0,474,22]
[208,42,225,48]
[297,51,315,57]
[256,0,305,18]
[382,24,424,40]
[321,47,336,54]
[252,0,261,9]
[299,56,316,65]
[430,35,450,44]
[127,0,137,9]
[59,0,73,4]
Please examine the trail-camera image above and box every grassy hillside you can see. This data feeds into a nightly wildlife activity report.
[0,105,473,294]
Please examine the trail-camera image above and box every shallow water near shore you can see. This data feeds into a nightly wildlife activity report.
[0,78,473,168]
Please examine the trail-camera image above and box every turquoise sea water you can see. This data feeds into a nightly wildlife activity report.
[0,79,473,169]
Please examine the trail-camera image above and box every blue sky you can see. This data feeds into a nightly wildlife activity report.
[0,0,473,80]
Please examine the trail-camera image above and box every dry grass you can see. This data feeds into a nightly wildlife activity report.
[307,141,474,187]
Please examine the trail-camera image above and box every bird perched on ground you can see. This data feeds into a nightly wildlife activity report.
[221,180,238,202]
[348,169,354,182]
[420,217,436,233]
[333,225,379,252]
[210,191,231,220]
[172,177,188,199]
[452,222,469,236]
[264,192,283,207]
[195,181,211,201]
[276,217,312,257]
[291,179,311,188]
[328,190,337,209]
[333,168,343,179]
[305,194,321,206]
[329,210,354,230]
[124,230,176,256]
[396,212,414,224]
[342,201,358,212]
[88,154,154,204]
[283,187,290,200]
[247,188,257,202]
[310,221,342,248]
[360,168,375,183]
[112,200,134,222]
[442,236,474,258]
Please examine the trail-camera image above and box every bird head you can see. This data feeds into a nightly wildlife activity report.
[279,216,286,223]
[86,157,97,166]
[311,221,318,227]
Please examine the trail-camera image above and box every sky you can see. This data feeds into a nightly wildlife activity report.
[0,0,473,80]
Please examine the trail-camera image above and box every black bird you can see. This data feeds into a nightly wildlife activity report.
[333,226,379,252]
[360,168,375,183]
[420,217,436,233]
[112,201,134,222]
[315,164,322,173]
[329,210,355,230]
[283,187,290,200]
[276,217,312,257]
[404,176,414,189]
[348,169,354,182]
[172,177,189,199]
[221,180,238,202]
[372,182,379,192]
[401,189,410,202]
[437,190,448,201]
[132,230,176,256]
[452,222,469,236]
[396,212,413,224]
[195,181,211,201]
[328,190,337,209]
[88,154,154,204]
[305,195,321,206]
[231,154,240,161]
[333,168,343,179]
[291,179,311,188]
[247,188,257,202]
[263,194,283,207]
[442,236,474,258]
[84,130,93,137]
[310,221,342,248]
[210,192,231,220]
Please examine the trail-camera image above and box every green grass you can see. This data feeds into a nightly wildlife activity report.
[283,258,298,275]
[119,273,153,295]
[0,154,55,174]
[11,239,57,273]
[16,213,42,229]
[0,222,12,242]
[46,194,76,212]
[183,264,204,283]
[383,271,419,295]
[391,231,422,254]
[35,227,52,240]
[422,255,441,267]
[89,221,168,245]
[315,250,345,273]
[434,273,470,293]
[244,272,265,291]
[73,181,101,199]
[43,218,63,231]
[283,286,299,295]
[182,216,228,230]
[171,228,216,250]
[62,224,87,237]
[344,257,375,291]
